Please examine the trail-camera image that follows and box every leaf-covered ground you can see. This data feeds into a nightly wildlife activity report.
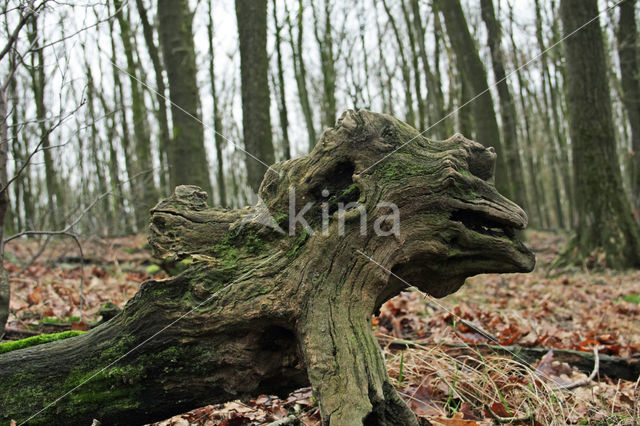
[2,232,639,424]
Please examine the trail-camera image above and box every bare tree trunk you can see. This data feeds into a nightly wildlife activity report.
[373,6,394,117]
[559,0,640,268]
[95,72,130,234]
[272,0,291,160]
[455,54,474,139]
[0,88,10,335]
[381,0,415,126]
[617,0,640,217]
[437,0,511,199]
[410,0,446,139]
[507,8,548,229]
[27,18,64,229]
[108,12,137,231]
[113,0,158,229]
[534,0,571,228]
[433,7,454,138]
[85,65,112,232]
[158,0,213,196]
[313,0,338,128]
[0,110,534,425]
[400,0,424,130]
[135,0,171,195]
[234,0,275,193]
[7,52,23,233]
[545,0,573,227]
[286,0,316,152]
[480,0,529,213]
[207,0,228,207]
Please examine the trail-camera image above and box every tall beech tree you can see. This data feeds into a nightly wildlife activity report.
[437,0,510,199]
[480,0,528,212]
[272,0,291,161]
[286,0,316,152]
[507,5,548,229]
[410,0,447,139]
[27,18,65,229]
[560,0,640,268]
[313,0,338,128]
[0,88,8,335]
[135,0,171,195]
[617,0,640,215]
[381,0,415,127]
[534,0,572,228]
[158,0,212,196]
[208,0,228,207]
[107,9,137,225]
[235,0,275,193]
[400,1,424,130]
[0,0,48,335]
[113,0,158,228]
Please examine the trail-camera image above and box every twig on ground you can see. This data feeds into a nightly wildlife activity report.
[3,325,40,337]
[266,415,298,426]
[554,346,600,391]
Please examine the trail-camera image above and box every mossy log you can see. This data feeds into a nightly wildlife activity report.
[0,110,535,425]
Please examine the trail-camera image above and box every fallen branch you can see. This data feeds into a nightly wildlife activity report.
[381,339,639,381]
[266,415,298,426]
[2,325,40,339]
[553,346,599,391]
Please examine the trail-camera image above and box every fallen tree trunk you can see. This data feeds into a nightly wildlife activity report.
[0,110,535,425]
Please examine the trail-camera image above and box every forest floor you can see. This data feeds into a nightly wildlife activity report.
[2,231,639,425]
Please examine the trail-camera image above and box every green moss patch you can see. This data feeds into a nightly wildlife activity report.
[0,330,85,355]
[621,294,640,304]
[40,315,81,325]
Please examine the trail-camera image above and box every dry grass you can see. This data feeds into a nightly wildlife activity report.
[382,336,639,424]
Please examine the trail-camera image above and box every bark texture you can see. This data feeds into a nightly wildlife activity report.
[235,0,275,193]
[0,111,534,425]
[617,0,640,215]
[560,0,640,268]
[158,0,212,195]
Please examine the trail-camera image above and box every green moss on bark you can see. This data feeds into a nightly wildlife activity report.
[0,330,85,354]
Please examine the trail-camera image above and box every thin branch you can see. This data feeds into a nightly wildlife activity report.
[0,103,84,195]
[28,0,128,53]
[554,346,600,391]
[0,0,46,63]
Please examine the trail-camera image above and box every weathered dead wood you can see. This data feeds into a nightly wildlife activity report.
[0,110,534,425]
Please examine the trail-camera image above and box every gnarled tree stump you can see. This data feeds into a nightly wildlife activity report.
[0,110,534,425]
